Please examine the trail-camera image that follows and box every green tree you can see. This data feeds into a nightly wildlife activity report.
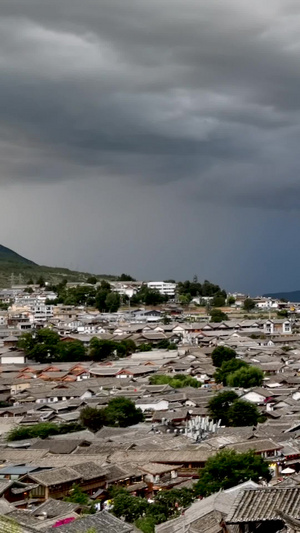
[228,399,260,427]
[17,332,36,354]
[144,289,166,306]
[208,390,239,425]
[94,280,112,311]
[210,309,228,322]
[65,483,95,514]
[117,339,136,356]
[104,397,144,427]
[113,492,149,522]
[24,287,34,294]
[194,449,271,497]
[7,422,83,441]
[163,314,171,325]
[118,273,136,281]
[277,309,288,318]
[57,340,86,362]
[86,276,98,285]
[139,343,152,352]
[227,366,264,388]
[18,328,60,363]
[227,295,236,306]
[243,298,256,312]
[211,294,226,307]
[105,292,120,312]
[211,346,236,367]
[135,517,157,533]
[150,374,200,389]
[178,294,192,305]
[214,359,248,385]
[37,275,46,287]
[155,488,195,510]
[89,338,116,361]
[79,406,106,433]
[65,483,90,505]
[156,339,171,349]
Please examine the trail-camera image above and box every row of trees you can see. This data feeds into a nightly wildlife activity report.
[149,374,201,389]
[8,398,144,440]
[46,280,121,312]
[17,329,137,363]
[177,278,226,299]
[18,329,86,363]
[7,421,83,441]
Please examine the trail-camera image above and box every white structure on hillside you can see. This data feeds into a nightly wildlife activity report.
[147,281,176,296]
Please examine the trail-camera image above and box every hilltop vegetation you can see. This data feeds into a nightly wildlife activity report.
[0,244,116,287]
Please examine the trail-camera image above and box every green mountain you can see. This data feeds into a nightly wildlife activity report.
[0,244,37,266]
[0,244,115,287]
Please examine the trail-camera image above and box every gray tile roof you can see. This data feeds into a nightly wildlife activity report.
[70,462,106,481]
[227,487,300,523]
[32,497,80,518]
[44,510,134,532]
[28,467,81,487]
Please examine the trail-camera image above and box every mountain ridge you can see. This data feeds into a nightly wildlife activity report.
[263,290,300,302]
[0,244,114,287]
[0,244,37,266]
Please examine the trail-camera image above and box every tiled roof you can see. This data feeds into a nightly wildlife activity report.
[227,487,300,523]
[28,467,81,487]
[44,510,133,533]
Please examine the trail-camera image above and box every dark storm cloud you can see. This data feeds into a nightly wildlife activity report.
[2,1,300,294]
[0,0,300,209]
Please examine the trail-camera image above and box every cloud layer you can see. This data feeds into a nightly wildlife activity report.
[1,0,300,293]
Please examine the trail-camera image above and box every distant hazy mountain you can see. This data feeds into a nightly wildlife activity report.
[0,244,37,266]
[263,290,300,302]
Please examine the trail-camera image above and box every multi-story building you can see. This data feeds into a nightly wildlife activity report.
[146,281,176,297]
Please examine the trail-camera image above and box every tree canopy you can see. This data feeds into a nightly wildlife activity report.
[118,273,136,281]
[208,390,239,425]
[64,483,95,514]
[211,294,226,307]
[226,366,264,388]
[243,298,256,311]
[214,359,248,385]
[208,391,261,427]
[7,421,83,441]
[79,397,144,432]
[210,309,228,322]
[79,406,106,433]
[177,279,226,298]
[130,287,168,306]
[18,329,87,364]
[150,374,201,389]
[104,397,144,427]
[47,279,121,312]
[89,338,136,361]
[112,487,196,533]
[194,449,271,497]
[228,399,261,427]
[211,346,237,367]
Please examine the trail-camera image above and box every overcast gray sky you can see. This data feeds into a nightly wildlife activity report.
[1,0,300,294]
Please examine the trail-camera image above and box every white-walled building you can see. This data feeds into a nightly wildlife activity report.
[147,281,176,297]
